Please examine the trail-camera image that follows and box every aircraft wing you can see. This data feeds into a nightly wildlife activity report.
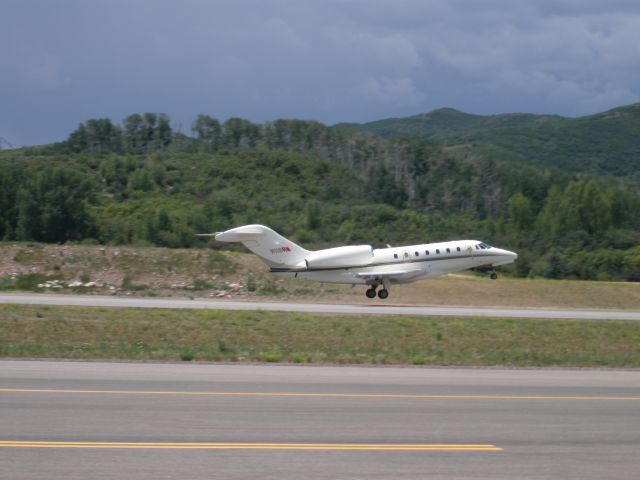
[355,268,424,282]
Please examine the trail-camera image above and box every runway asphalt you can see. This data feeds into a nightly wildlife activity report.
[1,293,640,320]
[1,360,639,479]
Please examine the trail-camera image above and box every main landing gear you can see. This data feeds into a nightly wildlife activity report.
[365,284,389,299]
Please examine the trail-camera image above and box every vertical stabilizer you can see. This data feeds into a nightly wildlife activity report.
[215,224,312,267]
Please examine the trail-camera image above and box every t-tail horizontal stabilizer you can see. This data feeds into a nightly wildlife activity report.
[214,224,311,267]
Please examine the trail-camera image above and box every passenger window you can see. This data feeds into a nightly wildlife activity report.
[436,249,440,254]
[425,250,429,255]
[446,248,450,253]
[404,252,409,258]
[415,252,419,257]
[457,247,461,252]
[394,253,398,259]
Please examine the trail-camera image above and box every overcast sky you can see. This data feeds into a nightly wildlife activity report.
[2,0,640,146]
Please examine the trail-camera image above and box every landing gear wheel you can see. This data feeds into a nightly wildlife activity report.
[365,288,377,299]
[490,272,498,280]
[377,289,389,299]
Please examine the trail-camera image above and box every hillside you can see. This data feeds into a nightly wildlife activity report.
[1,112,639,281]
[346,108,564,139]
[351,103,640,178]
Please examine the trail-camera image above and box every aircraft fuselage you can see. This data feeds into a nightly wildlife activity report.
[270,240,516,285]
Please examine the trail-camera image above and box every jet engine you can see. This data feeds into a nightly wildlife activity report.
[304,245,374,269]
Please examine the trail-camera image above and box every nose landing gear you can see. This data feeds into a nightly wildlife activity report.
[490,269,498,280]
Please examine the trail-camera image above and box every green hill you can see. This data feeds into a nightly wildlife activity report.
[346,107,563,138]
[1,112,639,281]
[350,103,640,178]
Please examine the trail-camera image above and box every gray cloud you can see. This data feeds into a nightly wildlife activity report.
[1,0,639,145]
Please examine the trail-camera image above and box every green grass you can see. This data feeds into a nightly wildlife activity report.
[1,305,639,367]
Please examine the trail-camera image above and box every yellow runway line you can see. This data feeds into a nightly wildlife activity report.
[0,441,502,451]
[0,388,638,401]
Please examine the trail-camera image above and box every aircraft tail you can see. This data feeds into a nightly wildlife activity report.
[214,224,312,267]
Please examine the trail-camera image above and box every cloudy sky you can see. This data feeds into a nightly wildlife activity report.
[2,0,640,146]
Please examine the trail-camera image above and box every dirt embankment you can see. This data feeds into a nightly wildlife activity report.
[0,243,266,298]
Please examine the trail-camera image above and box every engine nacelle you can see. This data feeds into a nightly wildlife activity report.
[304,245,374,269]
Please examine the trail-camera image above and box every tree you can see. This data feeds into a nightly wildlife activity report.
[306,201,321,230]
[0,165,22,239]
[85,119,122,153]
[67,123,88,152]
[123,114,144,153]
[368,165,408,208]
[66,119,122,153]
[222,118,259,148]
[154,114,172,151]
[15,166,93,242]
[507,193,534,232]
[15,186,40,240]
[537,184,563,235]
[127,168,154,192]
[192,115,222,151]
[121,113,172,153]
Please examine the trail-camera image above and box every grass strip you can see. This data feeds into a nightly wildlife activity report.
[1,304,639,367]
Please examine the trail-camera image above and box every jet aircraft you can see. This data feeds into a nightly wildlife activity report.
[213,224,517,299]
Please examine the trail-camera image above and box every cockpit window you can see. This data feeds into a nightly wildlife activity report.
[477,242,492,250]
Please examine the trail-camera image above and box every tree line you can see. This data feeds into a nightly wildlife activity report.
[52,113,563,218]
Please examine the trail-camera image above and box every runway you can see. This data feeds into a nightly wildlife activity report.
[1,293,640,320]
[1,361,639,479]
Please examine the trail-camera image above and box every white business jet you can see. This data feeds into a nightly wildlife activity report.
[213,224,517,299]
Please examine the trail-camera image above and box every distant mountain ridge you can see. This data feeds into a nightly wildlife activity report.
[348,107,565,138]
[348,103,640,178]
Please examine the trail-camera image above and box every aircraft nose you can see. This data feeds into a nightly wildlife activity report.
[494,248,517,264]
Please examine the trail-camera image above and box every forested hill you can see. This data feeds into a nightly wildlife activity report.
[346,108,564,139]
[1,112,639,281]
[349,103,640,178]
